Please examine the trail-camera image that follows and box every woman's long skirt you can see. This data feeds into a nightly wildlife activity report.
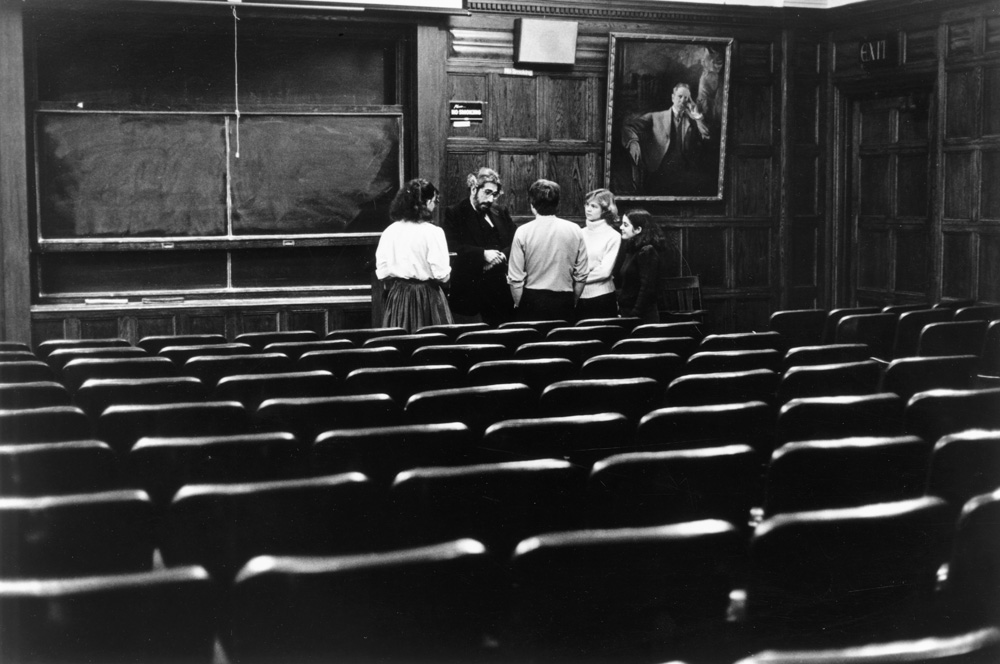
[382,279,453,333]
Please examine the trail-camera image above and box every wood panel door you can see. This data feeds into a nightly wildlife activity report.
[848,91,934,307]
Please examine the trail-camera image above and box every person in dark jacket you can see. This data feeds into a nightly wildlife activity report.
[442,167,517,326]
[616,208,669,324]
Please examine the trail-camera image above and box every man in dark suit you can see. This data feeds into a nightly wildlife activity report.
[621,82,714,196]
[443,167,517,326]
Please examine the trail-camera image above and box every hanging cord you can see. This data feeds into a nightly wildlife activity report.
[232,4,241,158]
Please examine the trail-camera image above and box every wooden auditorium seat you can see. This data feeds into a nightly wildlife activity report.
[745,497,953,642]
[45,345,147,373]
[925,429,1000,510]
[732,626,1000,664]
[0,381,71,410]
[312,423,474,485]
[775,360,882,402]
[479,412,632,466]
[416,322,489,340]
[882,303,930,314]
[0,567,218,664]
[137,333,227,354]
[820,306,880,345]
[128,432,308,505]
[904,387,1000,444]
[226,539,499,664]
[636,400,774,454]
[261,338,353,360]
[0,489,155,577]
[466,357,576,393]
[96,401,251,456]
[158,342,254,365]
[0,349,38,363]
[456,327,542,351]
[507,521,743,663]
[0,341,31,353]
[891,308,953,358]
[234,330,319,352]
[776,393,905,444]
[0,440,118,496]
[0,360,55,383]
[579,352,684,383]
[182,352,293,387]
[62,356,179,391]
[325,326,406,345]
[953,304,1000,322]
[36,337,130,359]
[631,321,705,340]
[576,315,643,330]
[361,332,450,357]
[404,383,536,435]
[665,369,779,407]
[980,319,1000,383]
[343,364,461,404]
[834,312,897,360]
[947,489,1000,629]
[768,308,826,348]
[296,346,404,379]
[685,349,783,374]
[162,472,379,579]
[513,339,606,367]
[546,324,628,346]
[918,320,989,358]
[699,331,788,353]
[0,405,91,443]
[499,319,569,335]
[588,445,761,528]
[762,436,928,516]
[255,393,401,443]
[409,342,508,371]
[881,354,978,399]
[388,459,587,555]
[74,376,209,420]
[611,335,698,358]
[539,377,662,422]
[213,370,338,411]
[782,343,870,369]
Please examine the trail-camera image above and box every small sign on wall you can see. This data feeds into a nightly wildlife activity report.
[449,101,484,128]
[859,34,899,70]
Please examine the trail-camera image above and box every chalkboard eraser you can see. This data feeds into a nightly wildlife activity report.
[85,298,129,305]
[142,297,185,304]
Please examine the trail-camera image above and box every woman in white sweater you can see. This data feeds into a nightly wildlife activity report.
[575,188,622,321]
[375,179,453,332]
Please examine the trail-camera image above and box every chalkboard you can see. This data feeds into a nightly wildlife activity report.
[230,115,400,235]
[38,113,228,238]
[36,112,401,239]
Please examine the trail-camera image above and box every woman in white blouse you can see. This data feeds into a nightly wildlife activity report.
[375,179,453,332]
[576,188,622,321]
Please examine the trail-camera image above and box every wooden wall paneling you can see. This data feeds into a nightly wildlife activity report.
[447,73,488,141]
[981,149,1000,219]
[942,231,974,299]
[186,313,228,338]
[497,152,538,216]
[946,68,978,138]
[31,319,65,346]
[897,152,930,217]
[548,152,597,212]
[989,16,1000,52]
[544,76,590,142]
[135,315,177,340]
[288,309,327,334]
[78,317,121,340]
[733,156,773,218]
[905,28,938,64]
[948,20,977,58]
[732,296,772,332]
[790,223,818,287]
[895,227,931,294]
[733,226,771,288]
[0,1,31,343]
[943,150,975,219]
[417,24,449,189]
[734,81,774,146]
[240,312,280,335]
[495,74,538,140]
[684,227,728,288]
[857,226,890,292]
[984,65,1000,136]
[979,233,1000,301]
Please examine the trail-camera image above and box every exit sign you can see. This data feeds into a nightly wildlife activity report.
[859,35,898,70]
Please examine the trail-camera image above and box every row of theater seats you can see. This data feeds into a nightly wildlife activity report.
[1,310,999,663]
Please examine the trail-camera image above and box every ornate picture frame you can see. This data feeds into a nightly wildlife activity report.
[604,33,733,201]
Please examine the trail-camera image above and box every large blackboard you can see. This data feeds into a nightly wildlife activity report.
[36,112,401,239]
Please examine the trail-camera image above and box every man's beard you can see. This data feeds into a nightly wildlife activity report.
[476,201,492,212]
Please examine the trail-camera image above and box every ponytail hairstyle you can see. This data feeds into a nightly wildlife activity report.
[621,208,668,253]
[389,178,439,222]
[585,188,620,229]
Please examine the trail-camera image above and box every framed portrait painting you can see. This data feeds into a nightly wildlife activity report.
[604,33,733,201]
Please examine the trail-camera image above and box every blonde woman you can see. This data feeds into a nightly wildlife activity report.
[576,188,622,321]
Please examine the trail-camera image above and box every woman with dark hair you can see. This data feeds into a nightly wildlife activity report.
[616,208,667,324]
[375,178,453,332]
[576,188,622,321]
